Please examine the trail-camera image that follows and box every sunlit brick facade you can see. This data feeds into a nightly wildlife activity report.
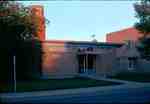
[106,27,143,43]
[30,5,45,41]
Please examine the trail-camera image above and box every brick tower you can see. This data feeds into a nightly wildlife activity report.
[30,5,45,41]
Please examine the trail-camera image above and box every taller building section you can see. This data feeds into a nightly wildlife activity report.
[106,27,143,43]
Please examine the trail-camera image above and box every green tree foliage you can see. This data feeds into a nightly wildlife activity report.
[137,38,150,60]
[134,0,150,60]
[0,1,43,82]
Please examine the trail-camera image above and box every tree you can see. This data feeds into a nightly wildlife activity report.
[0,1,44,82]
[134,0,150,60]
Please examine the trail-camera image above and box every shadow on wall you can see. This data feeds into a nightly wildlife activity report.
[42,42,66,73]
[42,42,77,79]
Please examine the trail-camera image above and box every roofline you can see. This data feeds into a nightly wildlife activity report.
[41,40,124,46]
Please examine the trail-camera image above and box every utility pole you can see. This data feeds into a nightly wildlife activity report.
[83,55,86,73]
[13,55,16,92]
[86,54,88,74]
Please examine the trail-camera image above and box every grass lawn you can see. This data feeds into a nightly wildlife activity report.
[0,77,121,93]
[110,71,150,83]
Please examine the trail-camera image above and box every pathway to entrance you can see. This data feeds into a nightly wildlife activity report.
[78,74,142,84]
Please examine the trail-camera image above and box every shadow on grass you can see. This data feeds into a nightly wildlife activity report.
[109,71,150,83]
[0,77,122,93]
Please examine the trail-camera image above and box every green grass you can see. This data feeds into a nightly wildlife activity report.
[0,77,121,93]
[110,71,150,83]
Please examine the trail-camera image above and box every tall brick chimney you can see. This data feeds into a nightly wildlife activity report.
[30,5,45,41]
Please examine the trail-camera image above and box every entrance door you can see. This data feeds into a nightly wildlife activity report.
[77,54,96,74]
[78,55,85,73]
[87,54,96,74]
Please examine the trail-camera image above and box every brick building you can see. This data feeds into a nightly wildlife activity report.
[33,5,150,79]
[106,27,143,43]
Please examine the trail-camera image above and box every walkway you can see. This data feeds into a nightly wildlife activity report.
[78,74,142,84]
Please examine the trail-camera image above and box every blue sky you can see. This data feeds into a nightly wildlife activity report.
[19,1,138,42]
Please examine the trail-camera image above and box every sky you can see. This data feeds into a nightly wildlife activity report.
[19,1,139,42]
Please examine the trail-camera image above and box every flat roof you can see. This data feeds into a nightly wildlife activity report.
[42,40,123,48]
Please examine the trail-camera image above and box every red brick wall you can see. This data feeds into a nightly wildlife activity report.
[30,5,45,41]
[106,27,143,43]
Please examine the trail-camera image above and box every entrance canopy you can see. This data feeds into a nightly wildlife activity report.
[77,51,103,55]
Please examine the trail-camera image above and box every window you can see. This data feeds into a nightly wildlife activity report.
[126,40,132,49]
[128,57,137,70]
[117,58,121,67]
